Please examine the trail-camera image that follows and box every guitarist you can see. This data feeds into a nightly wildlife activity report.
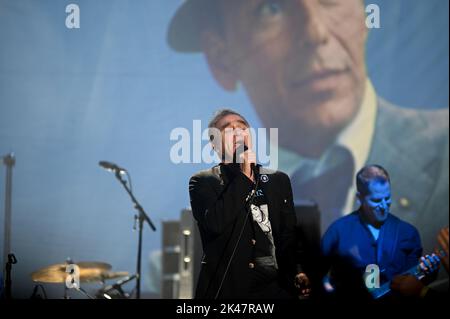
[391,227,448,299]
[320,164,424,300]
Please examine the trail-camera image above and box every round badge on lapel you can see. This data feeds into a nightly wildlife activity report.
[260,174,269,183]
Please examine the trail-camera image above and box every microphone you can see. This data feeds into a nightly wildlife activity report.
[98,161,126,173]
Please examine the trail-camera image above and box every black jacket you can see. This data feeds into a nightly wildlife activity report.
[189,163,301,298]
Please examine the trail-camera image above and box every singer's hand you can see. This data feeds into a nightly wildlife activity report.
[239,148,256,182]
[294,272,311,298]
[239,130,255,181]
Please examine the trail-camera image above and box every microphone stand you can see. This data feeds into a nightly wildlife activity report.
[4,254,17,299]
[113,170,156,299]
[2,153,15,299]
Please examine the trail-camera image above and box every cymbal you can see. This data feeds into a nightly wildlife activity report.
[31,262,112,284]
[99,271,129,281]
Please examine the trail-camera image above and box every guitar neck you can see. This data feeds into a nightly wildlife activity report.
[370,264,423,300]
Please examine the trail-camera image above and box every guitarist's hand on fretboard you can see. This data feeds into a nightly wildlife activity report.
[370,253,442,299]
[387,253,442,299]
[418,253,441,278]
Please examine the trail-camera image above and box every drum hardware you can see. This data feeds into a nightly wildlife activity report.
[96,274,137,299]
[30,259,129,299]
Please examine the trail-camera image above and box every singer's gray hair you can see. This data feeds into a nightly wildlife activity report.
[208,109,249,141]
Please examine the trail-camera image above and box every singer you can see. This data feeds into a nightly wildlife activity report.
[189,109,309,299]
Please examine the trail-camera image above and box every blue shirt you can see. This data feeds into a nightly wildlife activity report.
[321,211,422,284]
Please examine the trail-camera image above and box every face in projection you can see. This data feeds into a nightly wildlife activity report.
[202,0,367,156]
[359,180,392,227]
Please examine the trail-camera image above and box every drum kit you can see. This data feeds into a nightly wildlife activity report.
[2,161,157,299]
[30,259,134,299]
[27,162,156,300]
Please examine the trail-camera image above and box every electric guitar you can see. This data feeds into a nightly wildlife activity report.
[368,252,444,300]
[368,264,426,299]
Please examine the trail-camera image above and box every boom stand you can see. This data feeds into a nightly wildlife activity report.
[113,170,156,299]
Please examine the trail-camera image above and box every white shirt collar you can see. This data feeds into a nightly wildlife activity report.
[273,79,378,213]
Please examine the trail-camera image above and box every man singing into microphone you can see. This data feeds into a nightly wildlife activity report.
[189,109,309,299]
